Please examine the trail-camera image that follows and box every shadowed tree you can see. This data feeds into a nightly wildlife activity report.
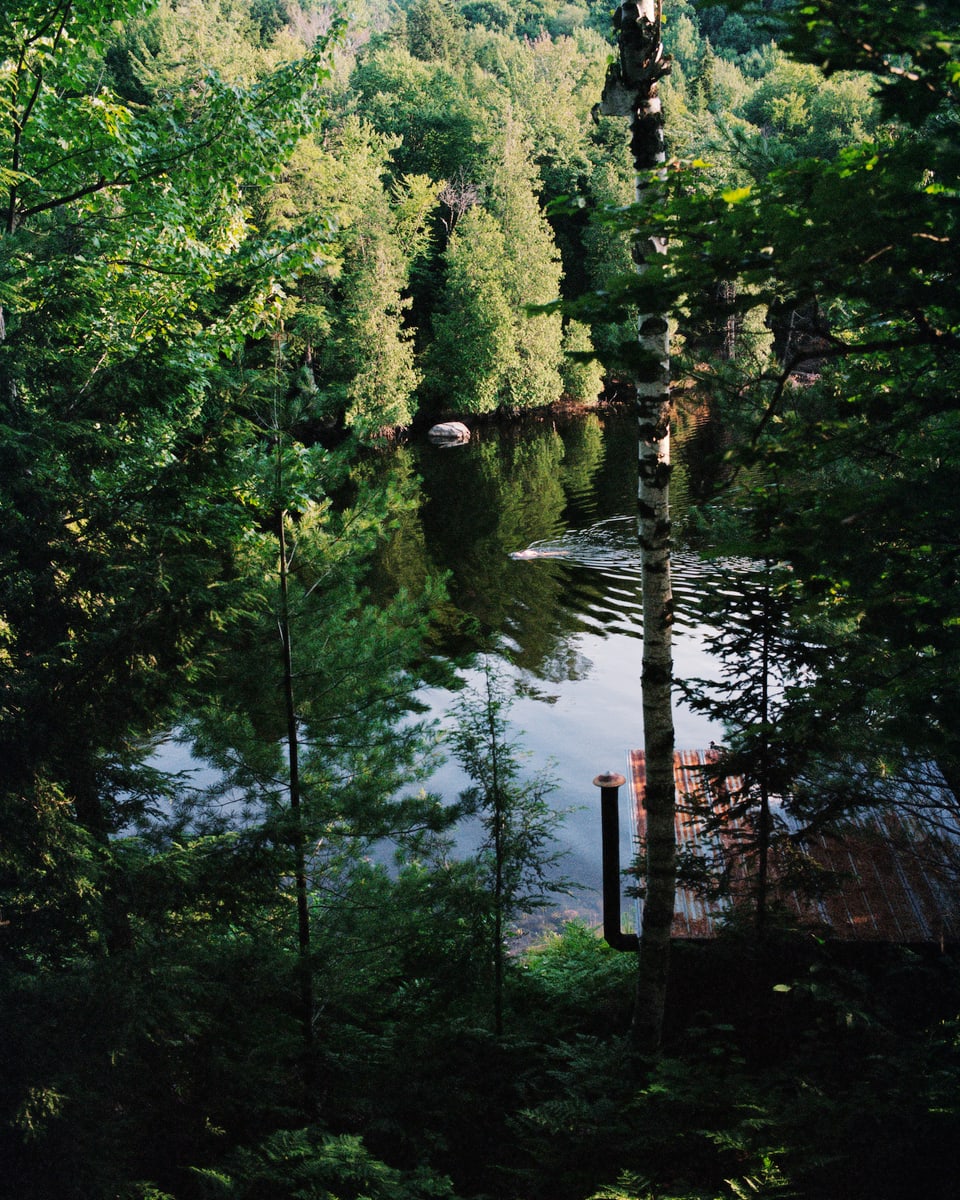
[450,659,568,1036]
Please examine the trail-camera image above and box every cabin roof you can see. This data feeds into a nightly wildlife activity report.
[629,749,960,945]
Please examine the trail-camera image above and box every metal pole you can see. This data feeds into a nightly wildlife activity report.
[595,772,640,952]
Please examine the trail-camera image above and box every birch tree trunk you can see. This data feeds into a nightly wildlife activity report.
[600,1,675,1053]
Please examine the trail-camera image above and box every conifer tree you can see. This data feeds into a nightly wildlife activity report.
[429,205,518,413]
[489,114,565,410]
[451,660,567,1036]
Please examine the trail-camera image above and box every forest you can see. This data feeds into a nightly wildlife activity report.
[2,1,960,1197]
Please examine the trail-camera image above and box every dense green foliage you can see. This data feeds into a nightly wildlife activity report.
[635,0,960,814]
[4,2,960,1199]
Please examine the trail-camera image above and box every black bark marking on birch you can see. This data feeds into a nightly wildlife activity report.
[642,662,673,687]
[631,117,664,172]
[638,462,672,490]
[637,403,672,436]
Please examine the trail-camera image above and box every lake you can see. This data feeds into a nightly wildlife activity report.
[370,404,745,930]
[151,403,744,932]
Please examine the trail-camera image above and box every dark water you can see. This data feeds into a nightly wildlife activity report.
[372,406,748,930]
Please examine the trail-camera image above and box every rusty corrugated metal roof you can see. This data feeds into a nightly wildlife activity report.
[630,749,960,944]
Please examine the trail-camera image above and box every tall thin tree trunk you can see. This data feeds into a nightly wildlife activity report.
[278,513,313,1035]
[601,1,675,1053]
[755,558,774,937]
[275,460,315,1091]
[485,670,506,1038]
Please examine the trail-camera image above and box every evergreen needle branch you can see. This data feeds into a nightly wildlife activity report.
[751,327,960,448]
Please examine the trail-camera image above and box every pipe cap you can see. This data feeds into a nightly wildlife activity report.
[593,771,626,788]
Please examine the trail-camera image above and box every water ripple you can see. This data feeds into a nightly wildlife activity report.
[510,516,756,636]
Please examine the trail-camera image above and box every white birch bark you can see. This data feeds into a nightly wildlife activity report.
[600,0,675,1052]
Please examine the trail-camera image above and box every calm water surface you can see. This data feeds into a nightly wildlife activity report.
[154,406,744,931]
[374,406,745,929]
